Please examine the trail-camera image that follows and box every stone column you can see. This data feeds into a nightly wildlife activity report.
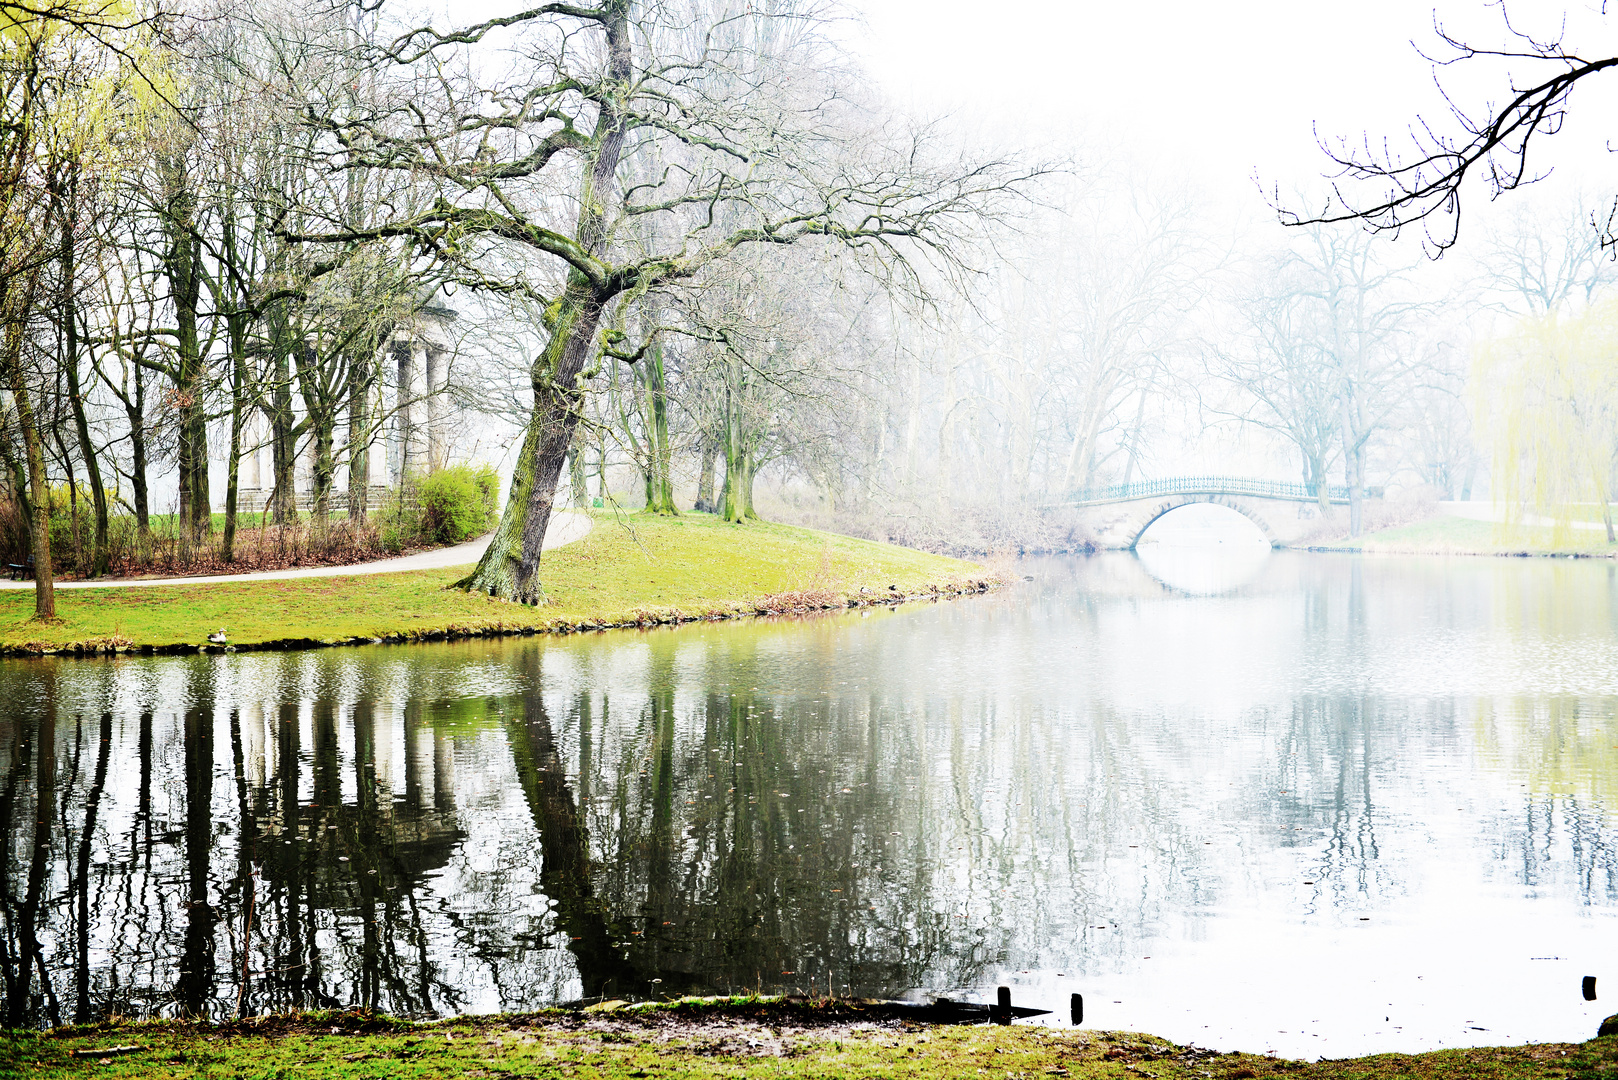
[241,414,264,510]
[392,338,415,483]
[425,344,446,469]
[368,376,389,489]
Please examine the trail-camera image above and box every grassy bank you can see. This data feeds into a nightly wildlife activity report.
[1308,514,1618,557]
[0,512,991,656]
[2,1001,1614,1080]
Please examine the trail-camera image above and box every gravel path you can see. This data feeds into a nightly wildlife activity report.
[0,510,593,591]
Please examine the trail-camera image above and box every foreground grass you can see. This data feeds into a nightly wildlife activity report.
[1,1002,1613,1080]
[0,512,987,653]
[1314,514,1618,556]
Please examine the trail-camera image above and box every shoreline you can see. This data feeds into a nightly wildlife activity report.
[4,999,1614,1080]
[1297,543,1617,558]
[0,513,997,659]
[0,580,995,659]
[1287,511,1618,558]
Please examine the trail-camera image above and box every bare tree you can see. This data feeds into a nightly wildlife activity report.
[293,0,1042,602]
[1471,192,1618,315]
[1208,226,1427,533]
[1206,255,1342,510]
[1286,6,1618,251]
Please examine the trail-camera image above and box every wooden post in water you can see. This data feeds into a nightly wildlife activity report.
[1071,993,1083,1025]
[995,986,1012,1025]
[1584,976,1598,1001]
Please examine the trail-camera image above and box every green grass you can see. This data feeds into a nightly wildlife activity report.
[153,510,276,530]
[0,512,987,653]
[0,1002,1613,1080]
[1317,514,1618,556]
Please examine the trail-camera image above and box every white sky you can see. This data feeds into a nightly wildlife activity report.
[847,0,1618,236]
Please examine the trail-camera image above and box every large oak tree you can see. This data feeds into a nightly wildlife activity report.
[299,0,1039,603]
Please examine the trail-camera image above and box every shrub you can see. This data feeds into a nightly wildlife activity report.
[415,464,500,545]
[377,484,424,554]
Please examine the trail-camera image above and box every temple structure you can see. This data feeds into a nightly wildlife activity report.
[236,300,457,513]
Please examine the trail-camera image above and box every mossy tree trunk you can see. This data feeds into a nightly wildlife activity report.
[295,342,339,527]
[718,351,759,523]
[720,441,757,522]
[640,343,677,514]
[461,1,632,602]
[215,199,258,562]
[462,279,607,602]
[693,433,716,512]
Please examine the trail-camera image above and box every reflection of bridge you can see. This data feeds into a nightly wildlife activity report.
[1061,476,1351,550]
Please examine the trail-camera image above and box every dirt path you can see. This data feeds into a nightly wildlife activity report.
[0,510,592,591]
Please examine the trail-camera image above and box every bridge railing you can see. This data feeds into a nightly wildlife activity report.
[1063,476,1351,506]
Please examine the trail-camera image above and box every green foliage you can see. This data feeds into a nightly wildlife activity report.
[376,485,423,554]
[417,463,499,544]
[378,465,500,551]
[1475,300,1618,540]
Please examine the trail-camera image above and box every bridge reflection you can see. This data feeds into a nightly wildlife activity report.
[1135,542,1270,595]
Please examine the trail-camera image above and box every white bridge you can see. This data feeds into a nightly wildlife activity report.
[1060,477,1351,549]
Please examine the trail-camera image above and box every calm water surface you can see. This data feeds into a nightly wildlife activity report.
[1,550,1615,1057]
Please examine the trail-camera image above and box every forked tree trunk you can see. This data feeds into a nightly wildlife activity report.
[3,272,53,619]
[720,430,757,523]
[642,345,676,514]
[63,286,109,577]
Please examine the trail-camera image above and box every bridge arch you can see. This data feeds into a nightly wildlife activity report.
[1124,495,1278,551]
[1063,476,1341,550]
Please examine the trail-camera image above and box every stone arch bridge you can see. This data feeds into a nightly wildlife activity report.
[1060,477,1351,549]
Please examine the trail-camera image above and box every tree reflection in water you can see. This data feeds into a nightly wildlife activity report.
[0,554,1614,1032]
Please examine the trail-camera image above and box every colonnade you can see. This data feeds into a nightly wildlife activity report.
[235,320,455,514]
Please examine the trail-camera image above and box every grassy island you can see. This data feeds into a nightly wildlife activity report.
[2,1001,1614,1080]
[0,513,991,657]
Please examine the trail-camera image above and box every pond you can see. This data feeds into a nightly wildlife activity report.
[1,549,1614,1058]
